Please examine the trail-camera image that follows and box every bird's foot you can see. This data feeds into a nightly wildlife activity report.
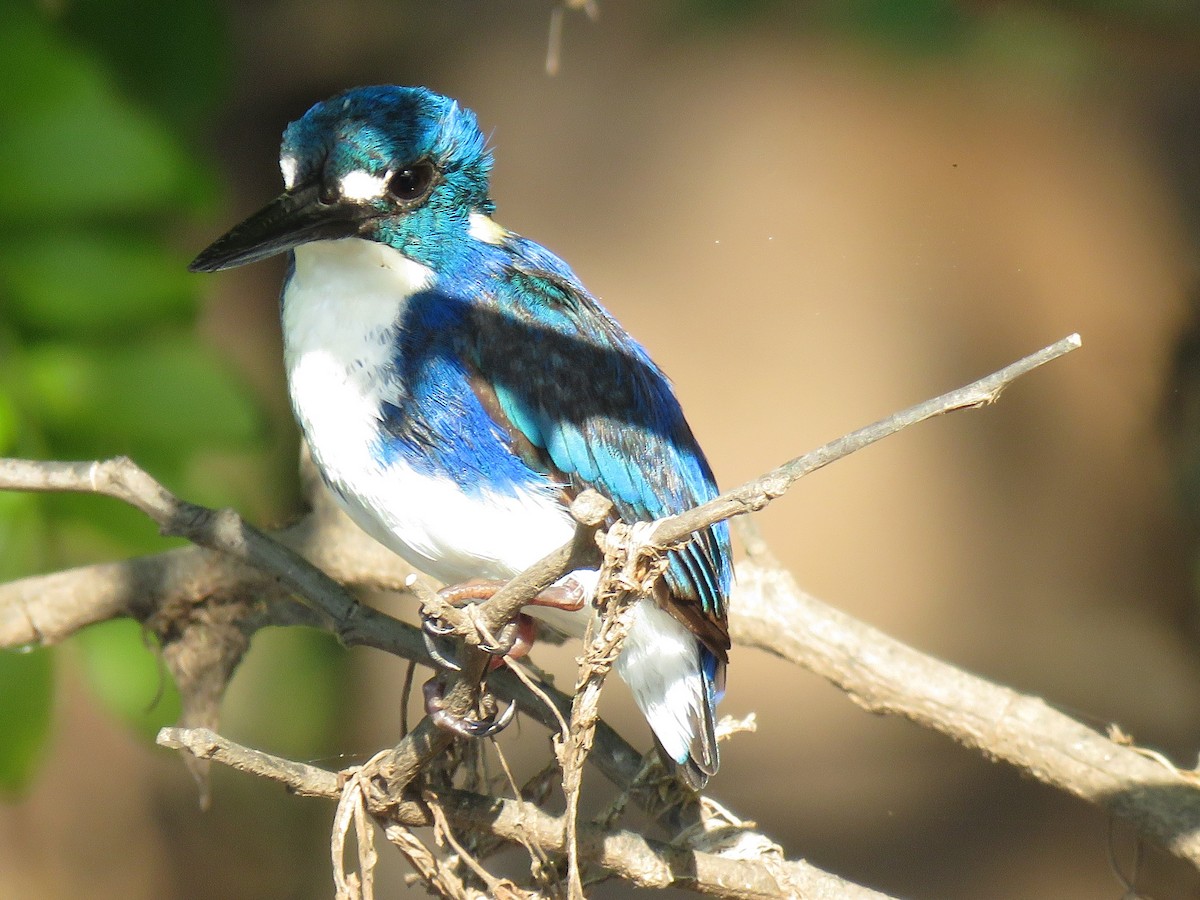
[435,578,508,605]
[420,615,464,672]
[422,677,516,738]
[421,610,533,670]
[525,576,588,612]
[421,579,515,670]
[420,575,587,670]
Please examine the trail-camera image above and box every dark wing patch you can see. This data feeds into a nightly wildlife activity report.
[468,242,731,659]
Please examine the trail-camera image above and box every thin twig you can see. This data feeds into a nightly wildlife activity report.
[157,725,340,797]
[489,740,558,889]
[385,825,475,900]
[650,332,1081,547]
[428,334,1082,650]
[560,521,662,898]
[500,654,569,740]
[400,659,416,738]
[332,755,383,900]
[425,791,509,896]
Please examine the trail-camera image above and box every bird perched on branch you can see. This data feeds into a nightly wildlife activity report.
[190,86,731,788]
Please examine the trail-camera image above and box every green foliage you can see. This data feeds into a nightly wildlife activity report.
[225,628,350,761]
[0,392,17,456]
[55,0,230,137]
[0,3,329,794]
[0,231,196,335]
[0,648,54,795]
[0,491,48,579]
[823,0,967,51]
[23,338,260,457]
[0,8,209,221]
[0,4,258,557]
[74,619,181,740]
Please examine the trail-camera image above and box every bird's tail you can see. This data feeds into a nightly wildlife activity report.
[616,600,722,790]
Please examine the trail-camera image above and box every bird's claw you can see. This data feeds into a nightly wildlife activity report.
[476,619,521,656]
[422,678,517,738]
[421,605,524,670]
[421,615,463,671]
[423,615,456,637]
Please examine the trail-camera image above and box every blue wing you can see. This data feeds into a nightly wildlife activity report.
[467,235,732,660]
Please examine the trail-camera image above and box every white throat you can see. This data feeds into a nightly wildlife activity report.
[282,238,432,382]
[281,238,433,530]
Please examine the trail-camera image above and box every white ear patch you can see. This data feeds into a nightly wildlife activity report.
[339,170,389,202]
[468,212,509,245]
[280,155,298,190]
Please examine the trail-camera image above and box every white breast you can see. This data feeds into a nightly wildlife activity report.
[282,238,576,587]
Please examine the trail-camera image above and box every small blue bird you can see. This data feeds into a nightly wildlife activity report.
[191,86,731,788]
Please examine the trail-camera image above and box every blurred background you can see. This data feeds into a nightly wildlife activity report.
[3,0,1200,896]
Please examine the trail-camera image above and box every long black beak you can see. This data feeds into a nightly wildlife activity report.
[189,181,376,272]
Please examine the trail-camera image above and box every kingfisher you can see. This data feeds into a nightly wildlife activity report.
[190,86,731,788]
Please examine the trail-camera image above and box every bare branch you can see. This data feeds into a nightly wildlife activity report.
[0,455,364,632]
[158,725,340,798]
[729,519,1200,869]
[385,825,475,900]
[159,726,896,900]
[0,545,650,798]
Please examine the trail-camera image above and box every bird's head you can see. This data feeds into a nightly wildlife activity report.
[190,86,494,273]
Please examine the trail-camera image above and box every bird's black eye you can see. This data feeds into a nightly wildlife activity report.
[387,161,436,204]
